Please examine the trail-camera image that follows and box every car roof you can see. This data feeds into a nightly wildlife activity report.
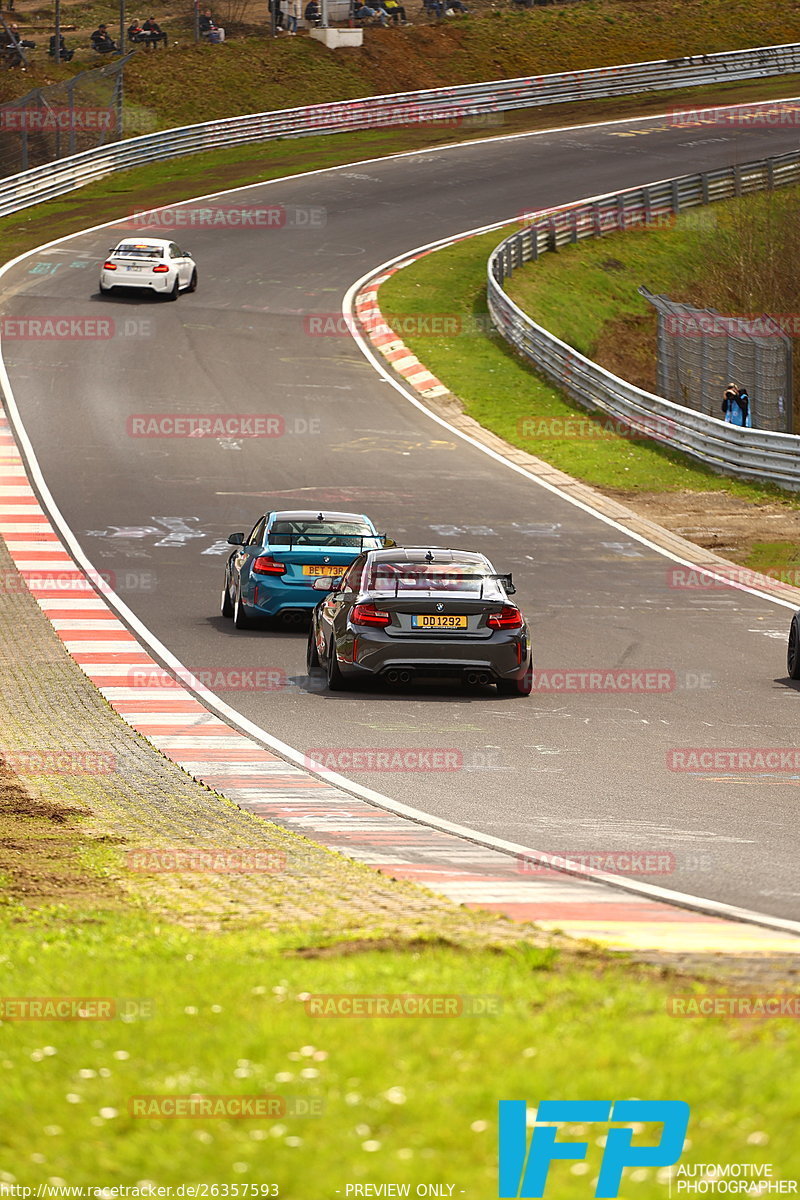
[365,547,493,565]
[113,238,171,249]
[267,510,374,524]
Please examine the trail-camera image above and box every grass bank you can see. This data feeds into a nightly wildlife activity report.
[2,0,800,128]
[2,791,800,1190]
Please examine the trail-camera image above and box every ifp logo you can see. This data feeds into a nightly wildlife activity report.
[498,1100,690,1198]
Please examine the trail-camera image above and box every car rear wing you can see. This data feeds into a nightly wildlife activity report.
[372,572,515,598]
[267,532,387,550]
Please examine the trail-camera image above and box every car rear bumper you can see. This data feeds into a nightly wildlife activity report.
[249,581,321,616]
[341,628,531,680]
[100,271,174,292]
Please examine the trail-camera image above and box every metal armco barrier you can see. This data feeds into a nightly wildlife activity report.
[1,41,800,219]
[487,150,800,490]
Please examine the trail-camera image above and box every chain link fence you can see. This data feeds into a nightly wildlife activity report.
[0,56,130,178]
[639,287,793,432]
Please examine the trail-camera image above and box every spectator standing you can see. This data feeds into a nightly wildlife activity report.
[722,382,752,428]
[91,24,120,52]
[285,0,301,33]
[304,0,321,22]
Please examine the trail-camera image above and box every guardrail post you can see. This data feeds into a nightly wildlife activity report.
[547,216,557,253]
[733,165,742,197]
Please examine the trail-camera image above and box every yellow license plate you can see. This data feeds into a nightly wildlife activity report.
[412,614,468,629]
[302,564,342,576]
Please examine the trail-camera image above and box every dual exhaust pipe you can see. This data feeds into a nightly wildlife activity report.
[384,667,493,687]
[385,668,414,685]
[465,670,491,687]
[281,609,308,625]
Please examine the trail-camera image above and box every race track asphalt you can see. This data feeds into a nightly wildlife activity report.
[3,108,800,918]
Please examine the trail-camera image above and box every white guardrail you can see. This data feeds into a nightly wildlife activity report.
[1,40,800,218]
[487,151,800,489]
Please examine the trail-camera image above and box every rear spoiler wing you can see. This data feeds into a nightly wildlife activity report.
[374,571,516,598]
[268,532,388,551]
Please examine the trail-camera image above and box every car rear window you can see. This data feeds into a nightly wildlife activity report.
[268,521,379,547]
[368,563,495,593]
[114,244,164,258]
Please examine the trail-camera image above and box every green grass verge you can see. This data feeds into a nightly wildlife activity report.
[378,225,800,506]
[3,903,800,1189]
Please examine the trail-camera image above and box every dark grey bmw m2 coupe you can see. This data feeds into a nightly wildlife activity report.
[307,547,532,695]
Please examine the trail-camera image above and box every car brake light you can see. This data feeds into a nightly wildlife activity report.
[152,263,170,273]
[487,605,523,629]
[103,261,117,270]
[252,556,286,575]
[351,602,390,627]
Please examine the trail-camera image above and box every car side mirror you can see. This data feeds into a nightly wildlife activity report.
[382,536,397,548]
[227,532,245,545]
[312,576,342,591]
